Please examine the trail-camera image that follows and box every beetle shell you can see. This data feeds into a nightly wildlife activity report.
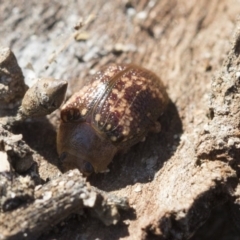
[57,63,168,174]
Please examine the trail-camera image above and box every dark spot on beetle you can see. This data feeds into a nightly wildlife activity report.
[61,107,81,122]
[59,152,67,162]
[82,162,94,174]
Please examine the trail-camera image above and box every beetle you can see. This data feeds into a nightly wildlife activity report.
[57,63,168,175]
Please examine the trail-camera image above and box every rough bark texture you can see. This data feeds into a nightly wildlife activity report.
[1,0,240,239]
[0,169,129,240]
[0,47,27,110]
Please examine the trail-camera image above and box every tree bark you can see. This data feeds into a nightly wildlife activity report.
[1,0,240,239]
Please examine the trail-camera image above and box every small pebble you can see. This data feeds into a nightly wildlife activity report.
[134,185,142,193]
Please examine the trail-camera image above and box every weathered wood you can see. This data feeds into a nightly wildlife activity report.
[0,169,128,240]
[1,0,240,239]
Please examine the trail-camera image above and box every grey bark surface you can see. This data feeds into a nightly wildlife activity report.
[0,47,27,112]
[0,169,128,240]
[1,0,240,240]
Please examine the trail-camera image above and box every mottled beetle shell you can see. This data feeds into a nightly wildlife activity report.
[57,63,168,174]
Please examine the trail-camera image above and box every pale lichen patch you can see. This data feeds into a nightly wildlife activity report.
[81,108,87,116]
[106,71,114,77]
[122,77,130,82]
[112,88,119,94]
[111,136,117,141]
[125,81,132,88]
[125,120,130,126]
[108,99,114,105]
[106,124,111,130]
[126,108,131,114]
[122,127,130,136]
[136,81,142,85]
[140,77,146,81]
[95,114,101,121]
[118,91,125,98]
[91,79,102,88]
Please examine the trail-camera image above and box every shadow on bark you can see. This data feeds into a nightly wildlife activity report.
[144,178,238,240]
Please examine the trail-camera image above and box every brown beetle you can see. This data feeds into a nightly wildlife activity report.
[57,63,168,175]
